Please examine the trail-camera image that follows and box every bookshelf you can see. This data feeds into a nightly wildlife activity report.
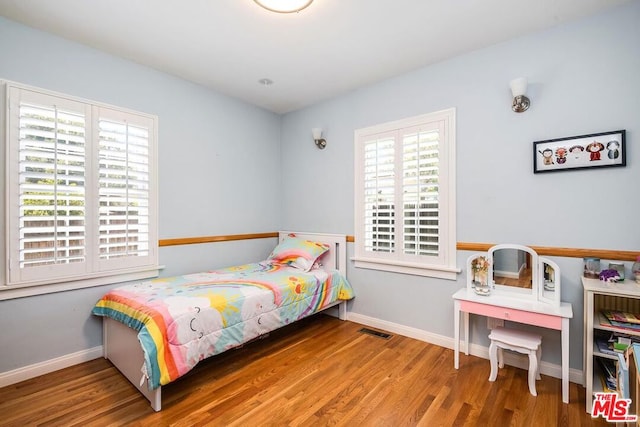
[583,277,640,414]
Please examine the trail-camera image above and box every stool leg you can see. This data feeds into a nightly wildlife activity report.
[489,341,498,382]
[498,347,504,368]
[528,351,538,396]
[535,345,541,380]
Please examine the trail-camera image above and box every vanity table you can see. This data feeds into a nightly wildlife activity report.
[452,244,574,403]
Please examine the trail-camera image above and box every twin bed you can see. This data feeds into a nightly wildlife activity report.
[92,232,353,411]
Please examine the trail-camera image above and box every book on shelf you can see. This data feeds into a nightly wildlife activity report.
[595,337,618,356]
[600,310,640,331]
[602,310,640,325]
[599,374,616,393]
[597,357,617,392]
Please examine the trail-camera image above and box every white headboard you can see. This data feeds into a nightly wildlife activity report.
[278,231,347,277]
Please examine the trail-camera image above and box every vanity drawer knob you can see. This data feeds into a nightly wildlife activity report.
[504,312,510,318]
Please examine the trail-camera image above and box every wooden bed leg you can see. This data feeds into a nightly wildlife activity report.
[338,301,348,321]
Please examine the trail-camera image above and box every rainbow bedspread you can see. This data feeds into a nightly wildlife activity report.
[92,261,354,390]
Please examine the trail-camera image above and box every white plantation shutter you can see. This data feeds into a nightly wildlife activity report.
[354,109,457,279]
[363,134,395,254]
[8,90,90,283]
[20,104,87,266]
[6,83,158,290]
[97,109,153,270]
[401,125,441,259]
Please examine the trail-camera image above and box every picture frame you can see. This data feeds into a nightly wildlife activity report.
[533,129,626,174]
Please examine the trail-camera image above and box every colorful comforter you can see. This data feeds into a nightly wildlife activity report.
[92,261,354,390]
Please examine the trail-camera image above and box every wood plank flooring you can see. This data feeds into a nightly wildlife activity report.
[0,315,608,426]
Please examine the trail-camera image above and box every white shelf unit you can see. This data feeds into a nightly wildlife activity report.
[583,277,640,413]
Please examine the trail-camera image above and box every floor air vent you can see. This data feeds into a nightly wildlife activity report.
[359,328,392,339]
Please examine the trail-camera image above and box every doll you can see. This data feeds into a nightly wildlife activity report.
[555,147,567,164]
[569,145,584,160]
[585,141,604,161]
[606,140,620,159]
[539,148,554,165]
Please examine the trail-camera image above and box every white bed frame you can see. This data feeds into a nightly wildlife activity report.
[102,231,348,411]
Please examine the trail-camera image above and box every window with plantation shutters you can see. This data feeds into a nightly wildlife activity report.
[17,101,88,270]
[97,110,151,267]
[3,82,158,296]
[354,109,458,280]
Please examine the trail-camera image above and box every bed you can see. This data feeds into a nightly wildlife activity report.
[91,232,353,411]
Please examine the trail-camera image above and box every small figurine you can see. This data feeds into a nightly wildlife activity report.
[599,269,621,283]
[585,141,605,161]
[539,148,554,165]
[569,145,584,160]
[606,140,620,159]
[555,147,567,164]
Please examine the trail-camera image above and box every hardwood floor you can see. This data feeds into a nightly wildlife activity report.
[0,315,607,426]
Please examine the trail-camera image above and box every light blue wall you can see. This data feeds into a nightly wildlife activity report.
[280,2,640,369]
[0,17,282,371]
[1,2,639,376]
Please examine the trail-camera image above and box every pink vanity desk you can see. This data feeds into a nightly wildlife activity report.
[453,286,573,403]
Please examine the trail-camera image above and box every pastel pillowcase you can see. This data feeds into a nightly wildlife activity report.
[268,235,330,272]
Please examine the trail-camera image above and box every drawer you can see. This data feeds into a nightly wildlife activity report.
[459,300,562,330]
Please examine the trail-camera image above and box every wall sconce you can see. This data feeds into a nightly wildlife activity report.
[312,128,327,149]
[510,77,530,113]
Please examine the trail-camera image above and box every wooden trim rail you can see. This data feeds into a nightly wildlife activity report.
[158,233,638,261]
[456,242,639,262]
[159,232,278,247]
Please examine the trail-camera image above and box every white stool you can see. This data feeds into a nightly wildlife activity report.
[488,327,542,396]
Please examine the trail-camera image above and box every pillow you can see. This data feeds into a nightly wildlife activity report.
[290,257,324,271]
[268,235,330,272]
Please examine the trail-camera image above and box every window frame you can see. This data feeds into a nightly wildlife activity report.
[353,108,458,280]
[1,81,159,300]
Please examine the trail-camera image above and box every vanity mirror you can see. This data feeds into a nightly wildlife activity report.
[466,244,561,306]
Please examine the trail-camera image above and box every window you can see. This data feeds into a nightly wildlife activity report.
[353,108,457,279]
[2,82,158,298]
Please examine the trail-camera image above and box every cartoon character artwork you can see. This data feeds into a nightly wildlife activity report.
[569,144,584,160]
[163,296,224,368]
[586,141,605,161]
[555,147,567,165]
[235,285,280,339]
[606,140,621,159]
[539,148,554,165]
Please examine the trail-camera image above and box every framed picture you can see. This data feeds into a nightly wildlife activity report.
[533,130,626,174]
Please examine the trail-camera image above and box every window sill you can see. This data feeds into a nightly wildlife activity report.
[0,266,163,300]
[352,257,460,280]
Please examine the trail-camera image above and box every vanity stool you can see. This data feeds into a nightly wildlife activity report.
[488,326,542,396]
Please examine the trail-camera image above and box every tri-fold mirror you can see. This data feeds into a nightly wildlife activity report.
[466,243,561,306]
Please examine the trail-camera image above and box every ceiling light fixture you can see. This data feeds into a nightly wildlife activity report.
[254,0,314,13]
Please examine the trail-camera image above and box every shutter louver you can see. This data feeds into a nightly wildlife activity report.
[363,136,395,253]
[355,109,455,278]
[7,83,158,290]
[98,119,150,260]
[18,102,86,268]
[403,129,439,256]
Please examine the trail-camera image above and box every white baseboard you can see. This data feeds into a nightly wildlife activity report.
[347,312,583,385]
[0,346,103,388]
[1,312,585,389]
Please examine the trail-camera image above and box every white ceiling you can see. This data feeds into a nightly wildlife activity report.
[0,0,631,114]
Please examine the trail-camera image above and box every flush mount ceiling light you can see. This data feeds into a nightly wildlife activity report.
[254,0,314,13]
